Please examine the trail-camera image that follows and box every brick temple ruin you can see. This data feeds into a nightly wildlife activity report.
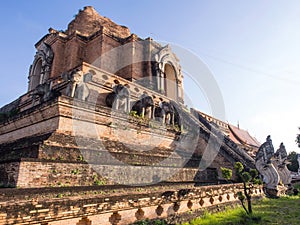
[0,6,263,225]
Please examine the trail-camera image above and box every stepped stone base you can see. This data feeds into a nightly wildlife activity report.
[0,96,238,188]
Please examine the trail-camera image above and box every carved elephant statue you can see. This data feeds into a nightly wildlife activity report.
[131,94,154,119]
[169,100,182,130]
[105,84,130,113]
[31,81,60,105]
[105,92,116,108]
[155,100,175,125]
[61,70,92,101]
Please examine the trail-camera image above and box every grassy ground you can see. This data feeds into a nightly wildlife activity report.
[181,195,300,225]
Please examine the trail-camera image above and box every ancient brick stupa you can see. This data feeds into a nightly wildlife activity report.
[0,6,260,225]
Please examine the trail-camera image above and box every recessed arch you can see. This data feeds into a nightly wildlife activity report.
[164,62,178,100]
[154,45,182,102]
[28,42,54,91]
[30,58,43,90]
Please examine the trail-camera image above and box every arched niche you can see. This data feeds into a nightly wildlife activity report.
[164,63,177,99]
[28,42,54,91]
[154,45,183,102]
[29,58,43,90]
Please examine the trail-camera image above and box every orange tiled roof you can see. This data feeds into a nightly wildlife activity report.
[228,124,260,147]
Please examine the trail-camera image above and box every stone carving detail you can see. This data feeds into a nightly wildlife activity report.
[153,45,182,99]
[131,93,154,119]
[29,42,54,90]
[109,212,121,225]
[105,81,130,113]
[155,98,175,125]
[154,45,181,80]
[255,135,280,195]
[273,143,292,186]
[61,70,92,101]
[31,81,60,105]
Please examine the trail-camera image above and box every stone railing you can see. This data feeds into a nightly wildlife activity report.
[0,183,263,225]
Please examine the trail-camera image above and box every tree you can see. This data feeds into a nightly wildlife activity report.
[221,162,261,215]
[296,128,300,148]
[234,162,259,215]
[287,151,299,172]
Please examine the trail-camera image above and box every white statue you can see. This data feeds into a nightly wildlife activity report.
[255,136,280,195]
[273,143,292,186]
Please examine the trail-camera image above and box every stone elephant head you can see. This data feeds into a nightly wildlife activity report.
[155,99,175,125]
[105,84,130,113]
[61,70,93,101]
[131,94,154,119]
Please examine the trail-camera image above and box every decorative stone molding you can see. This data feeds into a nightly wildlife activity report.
[28,42,54,91]
[154,45,183,100]
[154,45,181,80]
[0,183,263,225]
[61,70,93,101]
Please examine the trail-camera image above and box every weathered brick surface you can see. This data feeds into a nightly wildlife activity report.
[0,7,260,224]
[8,160,217,188]
[0,93,243,188]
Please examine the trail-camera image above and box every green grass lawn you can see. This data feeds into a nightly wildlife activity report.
[181,195,300,225]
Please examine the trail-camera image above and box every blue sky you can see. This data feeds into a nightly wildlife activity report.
[0,1,299,152]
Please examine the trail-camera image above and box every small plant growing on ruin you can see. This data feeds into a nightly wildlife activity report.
[77,155,84,161]
[57,193,63,198]
[58,156,65,161]
[0,108,20,123]
[93,174,106,186]
[174,124,181,132]
[94,179,106,185]
[71,168,79,175]
[129,110,139,118]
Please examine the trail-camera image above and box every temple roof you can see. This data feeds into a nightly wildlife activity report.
[228,124,260,147]
[66,6,131,38]
[190,108,260,151]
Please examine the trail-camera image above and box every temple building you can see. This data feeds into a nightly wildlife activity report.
[0,4,256,190]
[27,6,183,107]
[0,6,263,225]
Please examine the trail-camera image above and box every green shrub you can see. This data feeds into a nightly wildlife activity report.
[220,167,232,182]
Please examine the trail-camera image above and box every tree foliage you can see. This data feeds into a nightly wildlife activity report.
[234,162,244,173]
[221,167,232,182]
[287,151,299,172]
[296,127,300,148]
[220,162,261,215]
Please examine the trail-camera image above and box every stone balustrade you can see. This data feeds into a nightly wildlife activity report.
[0,183,263,225]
